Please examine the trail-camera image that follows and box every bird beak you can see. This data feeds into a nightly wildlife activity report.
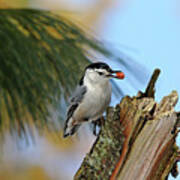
[109,70,125,79]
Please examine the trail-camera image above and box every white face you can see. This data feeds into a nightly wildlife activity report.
[84,68,110,85]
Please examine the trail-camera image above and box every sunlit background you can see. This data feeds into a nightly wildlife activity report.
[0,0,180,179]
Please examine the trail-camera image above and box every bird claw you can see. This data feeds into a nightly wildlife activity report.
[92,117,104,136]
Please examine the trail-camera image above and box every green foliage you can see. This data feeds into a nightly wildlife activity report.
[0,9,116,136]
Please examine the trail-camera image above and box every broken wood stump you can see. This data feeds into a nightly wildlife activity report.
[74,69,179,180]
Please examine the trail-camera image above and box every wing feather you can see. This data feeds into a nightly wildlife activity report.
[63,85,87,137]
[69,85,87,103]
[67,85,86,119]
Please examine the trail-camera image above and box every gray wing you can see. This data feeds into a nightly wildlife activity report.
[63,85,87,137]
[67,85,87,118]
[69,85,87,104]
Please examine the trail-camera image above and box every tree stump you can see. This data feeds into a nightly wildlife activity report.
[74,69,180,180]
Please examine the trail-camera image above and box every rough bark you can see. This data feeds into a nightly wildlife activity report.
[74,69,179,180]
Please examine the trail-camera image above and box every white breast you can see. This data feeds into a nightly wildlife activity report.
[73,77,112,122]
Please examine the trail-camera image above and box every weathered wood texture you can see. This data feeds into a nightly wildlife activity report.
[74,70,179,180]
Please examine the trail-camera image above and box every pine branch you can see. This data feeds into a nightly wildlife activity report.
[74,69,179,180]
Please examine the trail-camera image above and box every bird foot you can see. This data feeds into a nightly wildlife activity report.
[92,117,105,136]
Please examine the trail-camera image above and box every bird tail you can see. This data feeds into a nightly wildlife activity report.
[63,119,80,138]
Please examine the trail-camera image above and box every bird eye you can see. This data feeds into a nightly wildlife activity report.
[98,72,103,75]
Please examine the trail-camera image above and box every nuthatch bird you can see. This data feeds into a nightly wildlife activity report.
[63,62,125,137]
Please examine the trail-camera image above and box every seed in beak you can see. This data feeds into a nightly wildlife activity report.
[116,72,125,79]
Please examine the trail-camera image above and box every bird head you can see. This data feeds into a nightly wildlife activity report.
[81,62,125,85]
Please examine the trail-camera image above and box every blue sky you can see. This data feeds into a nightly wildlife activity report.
[100,0,180,110]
